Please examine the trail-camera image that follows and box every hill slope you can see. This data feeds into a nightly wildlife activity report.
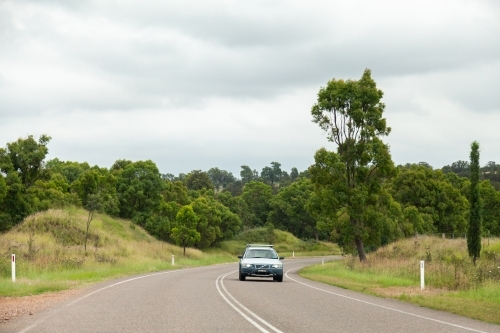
[0,207,227,297]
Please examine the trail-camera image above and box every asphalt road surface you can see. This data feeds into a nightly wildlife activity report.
[3,257,500,333]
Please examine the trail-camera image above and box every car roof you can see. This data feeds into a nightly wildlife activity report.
[245,247,277,253]
[246,244,273,248]
[246,247,275,251]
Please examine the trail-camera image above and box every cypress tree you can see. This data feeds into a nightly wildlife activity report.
[467,141,482,265]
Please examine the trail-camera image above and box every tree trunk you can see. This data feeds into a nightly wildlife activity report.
[84,210,93,252]
[350,216,367,261]
[354,236,367,262]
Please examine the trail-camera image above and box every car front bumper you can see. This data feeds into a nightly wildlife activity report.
[240,267,283,278]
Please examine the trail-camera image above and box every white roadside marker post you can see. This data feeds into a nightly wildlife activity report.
[292,251,294,258]
[420,260,425,290]
[172,255,175,266]
[12,254,16,282]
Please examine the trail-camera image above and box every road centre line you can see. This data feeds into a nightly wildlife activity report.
[285,268,489,333]
[216,271,284,333]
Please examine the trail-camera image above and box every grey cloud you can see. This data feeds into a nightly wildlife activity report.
[4,0,499,114]
[104,1,323,48]
[2,0,500,174]
[433,65,500,113]
[18,0,90,11]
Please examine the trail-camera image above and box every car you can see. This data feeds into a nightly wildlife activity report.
[237,244,284,282]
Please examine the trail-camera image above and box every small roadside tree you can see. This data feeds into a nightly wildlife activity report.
[171,205,201,256]
[84,193,101,252]
[72,168,119,252]
[467,141,482,265]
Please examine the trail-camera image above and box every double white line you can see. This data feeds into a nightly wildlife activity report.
[215,271,284,333]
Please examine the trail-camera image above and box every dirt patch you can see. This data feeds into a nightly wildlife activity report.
[0,289,83,324]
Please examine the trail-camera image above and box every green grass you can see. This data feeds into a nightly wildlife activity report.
[299,236,500,325]
[0,279,73,297]
[302,261,415,289]
[394,283,500,324]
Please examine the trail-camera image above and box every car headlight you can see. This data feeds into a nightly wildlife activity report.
[242,263,253,268]
[271,264,282,268]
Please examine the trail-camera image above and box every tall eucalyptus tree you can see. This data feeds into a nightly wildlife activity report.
[309,69,395,261]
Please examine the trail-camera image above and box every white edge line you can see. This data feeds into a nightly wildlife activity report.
[218,271,284,333]
[285,268,490,333]
[215,272,271,333]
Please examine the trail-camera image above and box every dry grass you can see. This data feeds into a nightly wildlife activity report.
[0,208,230,297]
[2,208,201,266]
[343,236,500,290]
[300,235,500,324]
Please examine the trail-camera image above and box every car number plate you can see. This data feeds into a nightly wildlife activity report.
[258,269,266,272]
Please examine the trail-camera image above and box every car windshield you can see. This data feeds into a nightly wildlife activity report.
[244,249,278,259]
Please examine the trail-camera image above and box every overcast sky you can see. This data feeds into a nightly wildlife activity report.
[1,0,499,177]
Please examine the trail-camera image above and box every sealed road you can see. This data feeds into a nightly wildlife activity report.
[3,257,499,332]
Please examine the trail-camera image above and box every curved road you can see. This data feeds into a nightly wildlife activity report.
[3,257,499,333]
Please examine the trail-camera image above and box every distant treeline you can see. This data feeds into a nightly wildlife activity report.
[1,135,499,254]
[441,160,500,189]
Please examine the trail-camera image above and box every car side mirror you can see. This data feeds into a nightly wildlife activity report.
[237,255,243,259]
[279,257,284,260]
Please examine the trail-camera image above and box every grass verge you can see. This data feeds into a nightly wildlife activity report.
[299,236,500,325]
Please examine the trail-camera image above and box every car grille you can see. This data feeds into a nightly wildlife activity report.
[255,264,270,269]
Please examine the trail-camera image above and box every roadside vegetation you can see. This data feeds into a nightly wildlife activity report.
[0,207,232,297]
[300,236,500,325]
[218,226,341,257]
[0,208,336,298]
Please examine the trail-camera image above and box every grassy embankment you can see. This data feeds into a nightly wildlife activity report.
[218,228,341,258]
[300,236,500,325]
[0,208,340,297]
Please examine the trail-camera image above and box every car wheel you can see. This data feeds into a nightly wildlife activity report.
[239,271,246,281]
[276,275,283,282]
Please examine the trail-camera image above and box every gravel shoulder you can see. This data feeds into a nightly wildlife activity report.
[1,289,83,324]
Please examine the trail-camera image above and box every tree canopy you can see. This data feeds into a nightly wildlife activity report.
[1,133,499,256]
[241,181,273,228]
[268,177,320,240]
[389,165,468,234]
[113,160,166,225]
[185,170,214,191]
